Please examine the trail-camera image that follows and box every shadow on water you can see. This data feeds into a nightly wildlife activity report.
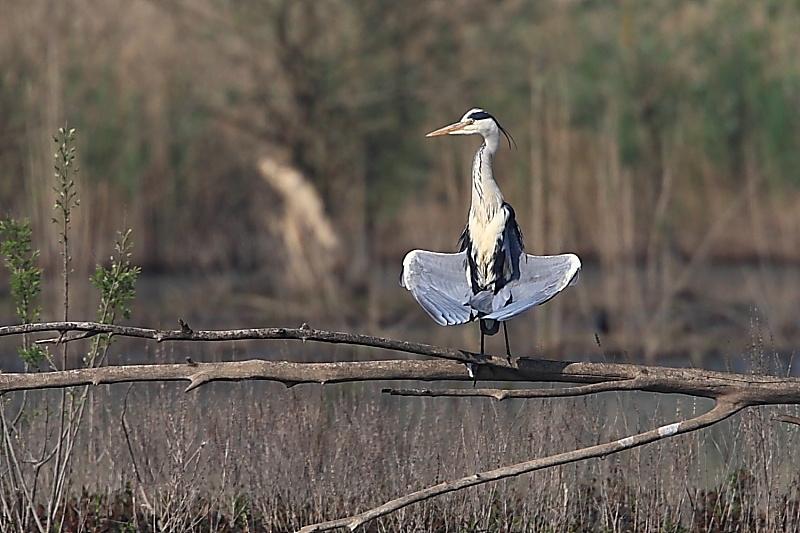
[2,261,798,371]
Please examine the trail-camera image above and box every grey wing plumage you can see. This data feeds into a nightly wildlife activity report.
[400,250,473,326]
[484,253,581,321]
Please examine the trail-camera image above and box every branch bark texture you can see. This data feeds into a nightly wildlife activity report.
[1,322,799,406]
[0,359,473,393]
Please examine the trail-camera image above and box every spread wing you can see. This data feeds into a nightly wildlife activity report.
[484,253,581,321]
[400,250,473,326]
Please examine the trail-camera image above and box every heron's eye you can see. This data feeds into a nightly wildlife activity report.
[468,119,475,125]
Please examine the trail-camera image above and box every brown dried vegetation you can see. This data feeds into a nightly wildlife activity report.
[3,1,800,531]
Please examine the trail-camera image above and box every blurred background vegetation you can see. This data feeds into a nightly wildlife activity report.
[1,0,800,360]
[2,3,800,529]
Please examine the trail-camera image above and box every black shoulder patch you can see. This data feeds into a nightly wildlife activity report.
[502,202,524,252]
[503,202,517,219]
[457,225,471,253]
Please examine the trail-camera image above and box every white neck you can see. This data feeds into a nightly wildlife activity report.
[469,132,504,223]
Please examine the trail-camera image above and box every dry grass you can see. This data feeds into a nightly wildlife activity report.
[2,330,800,532]
[3,1,800,529]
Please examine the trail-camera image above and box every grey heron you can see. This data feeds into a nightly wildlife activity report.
[400,108,581,359]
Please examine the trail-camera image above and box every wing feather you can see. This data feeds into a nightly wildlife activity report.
[400,250,473,326]
[484,253,581,321]
[401,250,580,326]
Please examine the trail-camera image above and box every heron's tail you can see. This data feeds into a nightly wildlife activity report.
[480,318,499,336]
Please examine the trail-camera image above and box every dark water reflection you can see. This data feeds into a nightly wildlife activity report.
[2,261,798,372]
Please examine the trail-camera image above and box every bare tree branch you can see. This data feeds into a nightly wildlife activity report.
[0,359,473,394]
[382,379,648,400]
[4,321,494,366]
[296,400,745,532]
[3,322,800,406]
[771,414,800,426]
[3,321,799,531]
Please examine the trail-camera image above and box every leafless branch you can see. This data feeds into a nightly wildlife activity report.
[3,322,800,407]
[7,321,494,367]
[3,320,800,532]
[0,359,474,394]
[297,400,745,532]
[382,379,648,400]
[771,414,800,426]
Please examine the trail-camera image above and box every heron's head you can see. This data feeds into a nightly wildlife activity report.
[426,108,515,149]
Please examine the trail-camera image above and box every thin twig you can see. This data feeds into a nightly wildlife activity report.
[382,378,649,400]
[121,385,143,485]
[771,414,800,426]
[9,321,496,367]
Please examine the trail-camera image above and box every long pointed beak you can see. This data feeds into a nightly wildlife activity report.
[426,120,470,137]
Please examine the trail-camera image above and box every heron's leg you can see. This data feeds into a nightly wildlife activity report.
[503,322,512,363]
[473,330,486,387]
